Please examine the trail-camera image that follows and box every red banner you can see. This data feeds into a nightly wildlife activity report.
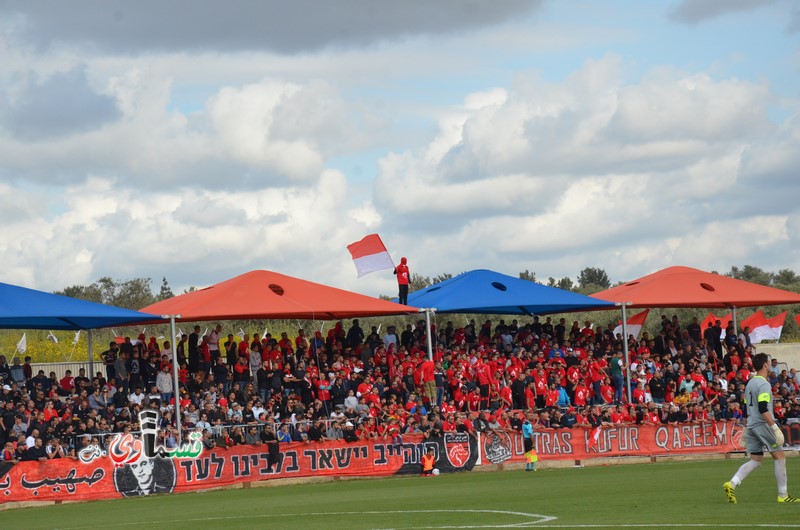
[0,433,478,504]
[479,421,742,465]
[0,422,742,504]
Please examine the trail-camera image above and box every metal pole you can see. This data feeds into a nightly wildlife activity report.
[425,309,434,361]
[87,329,94,377]
[620,303,632,404]
[166,315,182,440]
[731,306,738,341]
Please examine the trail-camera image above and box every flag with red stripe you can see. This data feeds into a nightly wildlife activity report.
[613,309,649,339]
[347,234,395,278]
[588,426,601,450]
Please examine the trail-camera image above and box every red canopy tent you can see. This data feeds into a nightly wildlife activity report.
[140,269,417,321]
[139,270,415,440]
[591,265,800,403]
[591,266,800,308]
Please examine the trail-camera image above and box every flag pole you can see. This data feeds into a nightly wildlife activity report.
[422,308,435,361]
[617,303,632,404]
[87,330,94,378]
[164,315,183,441]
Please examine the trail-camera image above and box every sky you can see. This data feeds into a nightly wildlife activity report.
[0,0,799,299]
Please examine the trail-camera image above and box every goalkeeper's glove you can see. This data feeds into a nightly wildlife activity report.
[770,424,785,446]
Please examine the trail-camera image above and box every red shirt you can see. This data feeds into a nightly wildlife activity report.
[395,263,410,285]
[545,389,559,407]
[573,385,589,407]
[316,380,331,401]
[600,384,614,404]
[59,376,75,392]
[421,360,435,383]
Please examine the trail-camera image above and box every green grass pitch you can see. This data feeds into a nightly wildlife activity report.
[3,458,800,529]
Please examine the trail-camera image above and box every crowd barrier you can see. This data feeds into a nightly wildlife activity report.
[0,421,741,504]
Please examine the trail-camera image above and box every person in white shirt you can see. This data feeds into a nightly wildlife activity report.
[128,388,145,406]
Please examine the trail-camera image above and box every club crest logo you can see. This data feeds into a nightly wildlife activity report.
[443,433,471,468]
[482,431,513,464]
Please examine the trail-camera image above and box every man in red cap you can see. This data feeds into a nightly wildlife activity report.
[394,257,410,305]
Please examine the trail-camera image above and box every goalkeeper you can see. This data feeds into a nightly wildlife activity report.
[724,353,797,504]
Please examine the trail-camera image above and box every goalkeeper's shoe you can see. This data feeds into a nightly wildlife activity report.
[723,482,737,504]
[778,495,800,503]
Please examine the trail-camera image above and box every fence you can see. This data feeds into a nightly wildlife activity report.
[31,361,95,381]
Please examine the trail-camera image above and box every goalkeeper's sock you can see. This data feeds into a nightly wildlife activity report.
[732,459,762,487]
[775,458,788,498]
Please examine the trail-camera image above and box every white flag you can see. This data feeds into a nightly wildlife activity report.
[176,328,185,339]
[263,326,269,340]
[16,333,26,354]
[73,330,81,345]
[157,335,165,340]
[46,331,58,344]
[237,328,245,340]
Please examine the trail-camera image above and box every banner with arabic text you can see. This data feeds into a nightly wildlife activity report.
[0,433,478,504]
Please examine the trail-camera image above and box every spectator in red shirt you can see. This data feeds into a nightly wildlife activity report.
[392,257,411,305]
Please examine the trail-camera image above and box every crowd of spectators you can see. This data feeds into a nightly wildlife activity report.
[1,314,799,467]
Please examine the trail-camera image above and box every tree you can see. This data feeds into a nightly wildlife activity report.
[157,277,175,301]
[774,269,800,292]
[578,267,611,290]
[726,265,772,286]
[56,277,156,309]
[556,277,574,291]
[519,270,537,283]
[55,284,103,303]
[107,278,155,309]
[546,276,574,291]
[774,268,798,286]
[409,273,432,293]
[432,273,453,284]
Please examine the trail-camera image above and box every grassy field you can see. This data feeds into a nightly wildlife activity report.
[3,458,800,529]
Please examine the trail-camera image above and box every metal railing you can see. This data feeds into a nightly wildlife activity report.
[30,361,95,381]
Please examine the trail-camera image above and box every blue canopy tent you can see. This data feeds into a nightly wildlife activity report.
[404,269,615,315]
[402,269,614,361]
[0,281,160,373]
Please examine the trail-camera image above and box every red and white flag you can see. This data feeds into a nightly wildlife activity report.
[347,234,395,278]
[588,426,601,450]
[613,309,649,339]
[700,312,718,332]
[739,310,772,344]
[767,311,786,342]
[712,420,722,441]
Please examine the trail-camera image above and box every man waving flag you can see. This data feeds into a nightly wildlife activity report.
[347,234,395,278]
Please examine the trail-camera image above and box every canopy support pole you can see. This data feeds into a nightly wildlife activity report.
[732,306,738,340]
[87,329,94,377]
[165,315,182,441]
[424,309,435,361]
[618,303,632,404]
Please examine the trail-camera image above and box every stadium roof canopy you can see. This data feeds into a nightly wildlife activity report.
[140,269,416,322]
[591,266,800,309]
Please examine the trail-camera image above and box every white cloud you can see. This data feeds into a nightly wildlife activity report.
[0,72,357,188]
[373,56,800,283]
[0,170,401,296]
